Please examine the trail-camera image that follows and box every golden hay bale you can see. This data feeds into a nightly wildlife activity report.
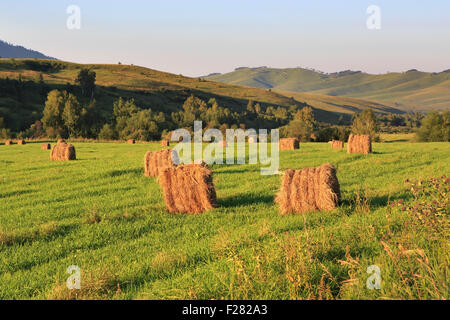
[144,149,179,177]
[218,140,227,147]
[275,163,340,214]
[17,140,26,145]
[50,142,76,161]
[347,134,371,154]
[158,163,217,214]
[4,140,13,145]
[279,138,300,150]
[41,143,51,150]
[127,139,135,144]
[161,139,170,147]
[331,140,344,149]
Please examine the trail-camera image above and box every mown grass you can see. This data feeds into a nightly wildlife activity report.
[0,140,448,299]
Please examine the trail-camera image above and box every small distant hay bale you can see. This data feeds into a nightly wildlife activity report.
[41,143,51,150]
[50,142,76,161]
[331,140,344,149]
[4,140,13,145]
[347,134,371,154]
[161,139,170,147]
[218,140,227,147]
[158,163,217,214]
[279,138,299,150]
[144,149,179,177]
[275,163,341,214]
[127,139,135,144]
[17,140,26,145]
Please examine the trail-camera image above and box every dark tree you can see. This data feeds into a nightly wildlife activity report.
[75,68,96,97]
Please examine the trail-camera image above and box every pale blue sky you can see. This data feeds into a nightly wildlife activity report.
[1,0,449,76]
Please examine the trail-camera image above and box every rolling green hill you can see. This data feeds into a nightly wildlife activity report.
[205,67,450,112]
[0,59,404,132]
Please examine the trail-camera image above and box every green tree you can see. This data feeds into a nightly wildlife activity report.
[119,110,159,141]
[75,68,96,97]
[287,107,316,141]
[351,109,378,138]
[416,111,449,142]
[98,124,117,140]
[62,93,82,137]
[42,90,67,137]
[172,95,207,127]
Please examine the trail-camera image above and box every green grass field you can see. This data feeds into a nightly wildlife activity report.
[0,141,448,299]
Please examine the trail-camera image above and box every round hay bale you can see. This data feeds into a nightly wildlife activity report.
[127,139,135,144]
[347,134,371,154]
[331,140,344,149]
[161,139,170,147]
[41,143,51,150]
[50,142,76,161]
[4,140,13,145]
[144,149,178,177]
[158,163,217,214]
[17,140,26,145]
[279,138,300,150]
[275,163,340,214]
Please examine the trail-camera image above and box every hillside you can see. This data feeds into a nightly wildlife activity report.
[0,40,56,60]
[0,59,404,132]
[205,67,450,112]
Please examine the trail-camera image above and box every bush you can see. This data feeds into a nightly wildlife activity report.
[98,124,116,140]
[416,111,450,142]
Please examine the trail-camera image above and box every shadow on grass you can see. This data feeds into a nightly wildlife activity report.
[383,139,410,143]
[0,189,36,198]
[216,167,260,174]
[104,168,143,177]
[340,192,414,210]
[219,193,274,208]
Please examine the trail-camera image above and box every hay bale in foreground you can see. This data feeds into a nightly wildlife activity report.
[279,138,299,150]
[42,143,51,150]
[331,140,344,149]
[50,142,76,161]
[127,139,135,144]
[17,140,26,145]
[158,163,217,214]
[144,149,179,177]
[275,163,340,214]
[347,134,371,154]
[4,140,13,145]
[161,139,170,147]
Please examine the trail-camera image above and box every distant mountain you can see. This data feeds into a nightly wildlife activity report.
[205,67,450,112]
[0,40,56,60]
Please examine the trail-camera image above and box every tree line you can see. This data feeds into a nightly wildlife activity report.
[0,68,448,142]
